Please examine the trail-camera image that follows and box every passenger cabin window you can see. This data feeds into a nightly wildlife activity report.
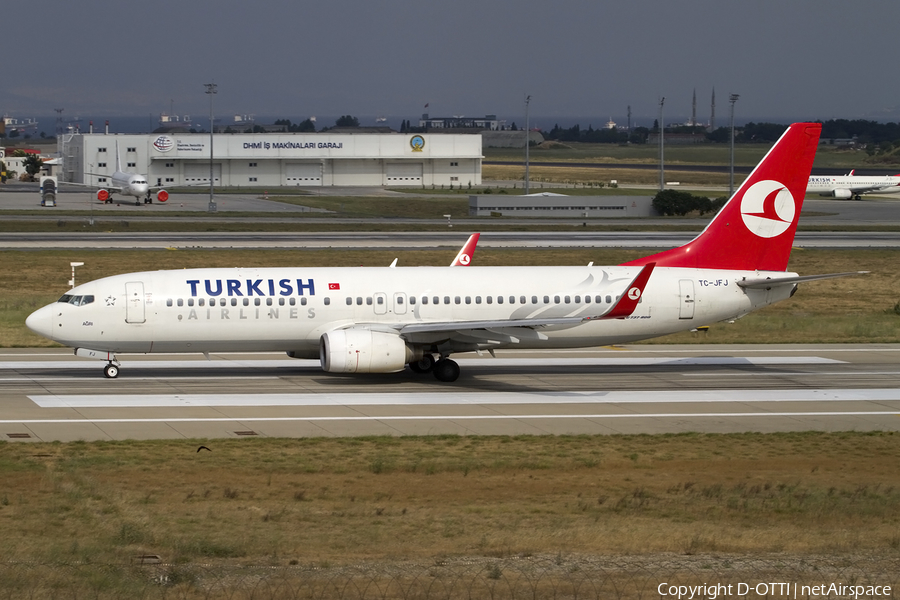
[324,298,331,306]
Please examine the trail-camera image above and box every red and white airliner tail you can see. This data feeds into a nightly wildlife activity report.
[450,233,480,266]
[624,122,822,272]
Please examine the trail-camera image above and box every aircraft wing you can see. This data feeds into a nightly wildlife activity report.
[62,180,125,192]
[396,262,655,336]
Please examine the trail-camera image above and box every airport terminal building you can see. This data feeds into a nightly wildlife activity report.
[58,132,482,188]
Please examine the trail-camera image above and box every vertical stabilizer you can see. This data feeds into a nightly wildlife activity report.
[624,122,821,271]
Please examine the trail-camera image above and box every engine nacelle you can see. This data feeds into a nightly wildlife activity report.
[97,189,109,202]
[320,329,415,373]
[830,188,853,199]
[157,190,169,202]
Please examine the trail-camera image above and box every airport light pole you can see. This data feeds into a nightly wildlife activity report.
[729,94,739,196]
[524,94,531,195]
[205,83,217,213]
[658,97,665,191]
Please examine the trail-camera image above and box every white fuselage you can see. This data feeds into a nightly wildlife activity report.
[26,265,793,358]
[807,174,900,198]
[110,170,150,200]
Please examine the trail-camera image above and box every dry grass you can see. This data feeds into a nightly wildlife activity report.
[2,247,897,346]
[1,433,899,567]
[483,164,731,187]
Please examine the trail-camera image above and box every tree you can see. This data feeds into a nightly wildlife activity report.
[22,154,44,181]
[335,115,359,128]
[652,189,715,216]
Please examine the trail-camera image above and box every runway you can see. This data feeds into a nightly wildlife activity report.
[2,345,899,442]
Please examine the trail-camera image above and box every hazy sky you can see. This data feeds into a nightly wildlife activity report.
[5,0,900,125]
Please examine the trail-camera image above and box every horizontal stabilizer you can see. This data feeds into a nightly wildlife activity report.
[738,271,869,289]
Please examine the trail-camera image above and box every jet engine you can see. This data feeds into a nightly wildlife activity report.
[157,190,169,202]
[320,329,416,373]
[830,189,853,199]
[97,189,110,202]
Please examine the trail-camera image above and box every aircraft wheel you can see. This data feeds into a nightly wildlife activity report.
[103,364,119,379]
[433,359,460,382]
[409,354,436,374]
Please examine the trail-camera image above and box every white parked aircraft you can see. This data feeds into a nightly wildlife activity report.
[26,123,862,382]
[807,170,900,200]
[72,142,169,206]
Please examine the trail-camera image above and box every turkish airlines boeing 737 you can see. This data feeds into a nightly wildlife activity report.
[807,170,900,200]
[26,123,861,382]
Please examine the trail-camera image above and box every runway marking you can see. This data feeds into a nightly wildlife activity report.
[0,376,278,382]
[682,371,900,377]
[1,412,899,425]
[26,388,900,408]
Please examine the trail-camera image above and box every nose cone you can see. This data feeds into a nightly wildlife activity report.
[26,304,55,341]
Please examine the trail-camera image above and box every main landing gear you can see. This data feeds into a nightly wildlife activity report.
[408,354,460,382]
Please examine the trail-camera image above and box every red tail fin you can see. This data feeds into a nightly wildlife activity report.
[450,233,480,266]
[623,122,821,271]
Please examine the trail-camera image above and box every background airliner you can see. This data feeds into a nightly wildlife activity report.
[26,123,862,382]
[70,142,169,205]
[807,170,900,200]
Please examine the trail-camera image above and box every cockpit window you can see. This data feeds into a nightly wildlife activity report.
[57,294,95,306]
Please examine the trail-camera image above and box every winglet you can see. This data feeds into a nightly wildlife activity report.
[593,262,656,320]
[450,233,480,266]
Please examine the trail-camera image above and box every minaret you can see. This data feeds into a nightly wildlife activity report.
[691,88,697,126]
[710,88,716,131]
[627,105,632,131]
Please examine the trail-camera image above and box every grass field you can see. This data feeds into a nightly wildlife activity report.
[484,143,887,169]
[2,247,896,347]
[1,432,899,570]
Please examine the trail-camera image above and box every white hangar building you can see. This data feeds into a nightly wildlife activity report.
[59,132,482,188]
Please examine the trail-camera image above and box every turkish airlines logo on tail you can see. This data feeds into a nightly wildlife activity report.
[627,287,641,301]
[740,180,795,238]
[458,254,471,265]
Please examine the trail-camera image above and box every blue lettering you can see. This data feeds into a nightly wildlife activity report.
[226,280,243,296]
[279,279,293,296]
[297,279,315,296]
[187,280,200,296]
[246,279,263,296]
[205,279,223,296]
[267,279,275,296]
[243,142,262,149]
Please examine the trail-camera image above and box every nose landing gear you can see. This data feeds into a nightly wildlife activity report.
[103,362,119,378]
